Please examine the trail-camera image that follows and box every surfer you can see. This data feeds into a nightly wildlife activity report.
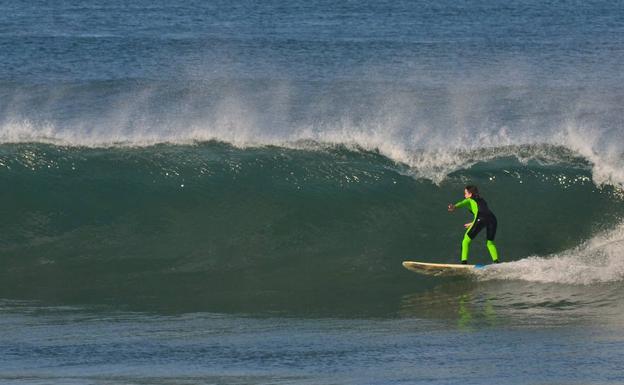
[447,185,500,264]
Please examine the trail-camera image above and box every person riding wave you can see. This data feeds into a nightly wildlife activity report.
[447,185,500,264]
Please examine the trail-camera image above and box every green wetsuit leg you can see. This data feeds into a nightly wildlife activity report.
[486,240,499,262]
[461,233,472,262]
[462,236,499,263]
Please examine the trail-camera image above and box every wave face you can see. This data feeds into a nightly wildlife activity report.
[0,142,623,314]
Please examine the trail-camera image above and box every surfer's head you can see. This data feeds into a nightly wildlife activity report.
[464,185,479,198]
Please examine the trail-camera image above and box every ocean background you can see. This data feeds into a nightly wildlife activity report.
[1,0,624,383]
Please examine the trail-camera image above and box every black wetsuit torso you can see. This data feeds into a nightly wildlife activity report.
[467,196,497,240]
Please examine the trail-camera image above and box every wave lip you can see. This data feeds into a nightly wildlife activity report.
[0,117,603,183]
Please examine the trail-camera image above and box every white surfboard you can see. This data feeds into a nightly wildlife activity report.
[402,261,486,276]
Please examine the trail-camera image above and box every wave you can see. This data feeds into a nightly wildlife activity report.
[0,142,622,312]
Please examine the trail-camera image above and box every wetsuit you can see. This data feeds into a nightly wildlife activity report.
[454,196,499,263]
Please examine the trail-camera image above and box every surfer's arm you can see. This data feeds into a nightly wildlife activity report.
[449,199,470,212]
[454,198,479,223]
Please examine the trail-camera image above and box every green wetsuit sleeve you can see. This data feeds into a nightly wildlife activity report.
[455,198,479,223]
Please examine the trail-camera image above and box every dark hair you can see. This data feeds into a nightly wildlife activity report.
[465,185,479,197]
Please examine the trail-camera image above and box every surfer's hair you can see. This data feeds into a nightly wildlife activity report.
[465,185,479,197]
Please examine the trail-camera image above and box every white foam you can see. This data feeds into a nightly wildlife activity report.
[554,122,624,188]
[478,224,624,285]
[1,75,623,188]
[0,117,612,184]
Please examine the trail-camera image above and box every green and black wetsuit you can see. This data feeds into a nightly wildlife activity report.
[455,196,499,263]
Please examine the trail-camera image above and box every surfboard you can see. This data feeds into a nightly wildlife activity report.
[402,261,486,276]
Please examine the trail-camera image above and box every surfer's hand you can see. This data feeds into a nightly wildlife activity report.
[464,222,472,228]
[447,204,455,212]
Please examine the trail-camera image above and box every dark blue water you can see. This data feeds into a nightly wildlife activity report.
[3,0,623,83]
[1,1,624,383]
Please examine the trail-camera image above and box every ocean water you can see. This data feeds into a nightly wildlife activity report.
[1,0,624,384]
